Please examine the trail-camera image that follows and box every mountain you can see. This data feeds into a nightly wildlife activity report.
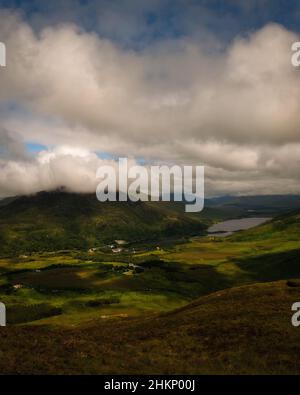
[1,191,300,256]
[0,279,299,374]
[0,191,207,255]
[206,194,300,215]
[0,196,17,207]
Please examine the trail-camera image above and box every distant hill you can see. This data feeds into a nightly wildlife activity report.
[0,196,17,207]
[206,194,300,215]
[0,191,207,255]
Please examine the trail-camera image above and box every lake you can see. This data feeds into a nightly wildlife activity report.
[208,217,272,237]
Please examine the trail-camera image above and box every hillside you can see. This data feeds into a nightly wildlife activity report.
[1,280,300,374]
[231,209,300,242]
[1,192,300,256]
[206,195,300,215]
[0,191,207,255]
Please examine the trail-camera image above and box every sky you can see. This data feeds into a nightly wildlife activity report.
[0,0,300,198]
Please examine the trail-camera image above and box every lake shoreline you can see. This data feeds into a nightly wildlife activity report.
[207,217,272,237]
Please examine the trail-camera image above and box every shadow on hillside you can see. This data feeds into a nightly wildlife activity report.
[107,259,238,299]
[234,248,300,282]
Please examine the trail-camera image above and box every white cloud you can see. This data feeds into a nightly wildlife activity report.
[0,146,113,197]
[0,10,300,197]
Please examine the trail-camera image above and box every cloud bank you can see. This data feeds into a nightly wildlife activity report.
[0,9,300,197]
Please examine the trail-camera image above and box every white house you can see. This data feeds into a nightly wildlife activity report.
[112,248,123,253]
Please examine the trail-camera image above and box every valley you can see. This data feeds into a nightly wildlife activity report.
[0,192,300,373]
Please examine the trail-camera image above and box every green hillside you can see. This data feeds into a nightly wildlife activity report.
[1,192,299,257]
[231,209,300,242]
[0,191,207,255]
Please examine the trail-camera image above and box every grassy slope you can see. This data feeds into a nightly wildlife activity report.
[231,209,300,242]
[1,280,300,374]
[0,191,207,255]
[158,209,300,287]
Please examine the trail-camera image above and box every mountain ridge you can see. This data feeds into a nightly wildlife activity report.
[0,191,206,255]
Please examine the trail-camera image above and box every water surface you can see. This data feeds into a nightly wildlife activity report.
[208,217,271,237]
